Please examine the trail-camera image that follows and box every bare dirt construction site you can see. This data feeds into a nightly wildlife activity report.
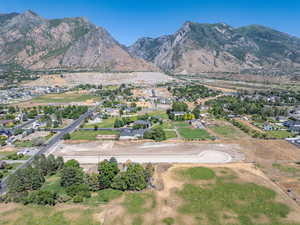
[24,72,175,87]
[50,141,245,164]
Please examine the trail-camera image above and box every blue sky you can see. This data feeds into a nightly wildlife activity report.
[1,0,300,45]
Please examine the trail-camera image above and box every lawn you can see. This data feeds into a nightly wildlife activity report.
[148,110,169,119]
[70,130,120,140]
[0,151,17,159]
[84,117,116,128]
[266,130,295,139]
[31,93,99,103]
[14,140,34,148]
[210,125,245,138]
[178,128,213,140]
[165,130,177,139]
[173,121,190,127]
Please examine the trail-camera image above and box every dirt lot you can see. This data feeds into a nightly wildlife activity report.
[50,141,245,164]
[24,72,174,87]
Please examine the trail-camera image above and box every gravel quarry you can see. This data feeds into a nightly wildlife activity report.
[50,141,244,164]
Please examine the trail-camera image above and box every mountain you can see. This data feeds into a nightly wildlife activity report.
[0,11,156,72]
[129,22,300,75]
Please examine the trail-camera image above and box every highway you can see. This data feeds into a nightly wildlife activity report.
[0,105,99,195]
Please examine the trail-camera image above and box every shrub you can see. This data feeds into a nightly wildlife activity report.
[162,217,175,225]
[25,190,57,206]
[66,184,90,197]
[73,195,83,203]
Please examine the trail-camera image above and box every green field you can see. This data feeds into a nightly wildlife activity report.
[176,167,296,225]
[266,130,295,139]
[70,130,119,140]
[13,140,34,148]
[84,117,116,128]
[31,93,99,103]
[148,110,169,119]
[178,128,213,140]
[173,122,190,127]
[165,130,177,139]
[210,125,245,138]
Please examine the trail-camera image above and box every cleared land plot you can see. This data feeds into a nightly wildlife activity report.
[70,130,120,141]
[178,128,213,140]
[51,141,244,164]
[24,72,175,87]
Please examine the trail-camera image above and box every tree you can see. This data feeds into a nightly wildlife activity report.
[85,173,100,191]
[114,119,124,128]
[172,102,188,112]
[60,166,84,187]
[7,166,45,193]
[64,159,80,168]
[32,137,45,146]
[63,133,71,140]
[144,127,166,141]
[111,172,128,191]
[98,159,119,189]
[25,190,57,206]
[125,163,147,191]
[66,184,90,197]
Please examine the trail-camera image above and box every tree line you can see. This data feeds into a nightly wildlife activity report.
[1,156,153,206]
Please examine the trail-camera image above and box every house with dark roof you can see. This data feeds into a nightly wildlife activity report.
[133,120,151,128]
[119,128,147,140]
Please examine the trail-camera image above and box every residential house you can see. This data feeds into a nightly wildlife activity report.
[0,120,14,127]
[119,128,147,140]
[133,120,151,128]
[263,122,274,131]
[189,119,205,129]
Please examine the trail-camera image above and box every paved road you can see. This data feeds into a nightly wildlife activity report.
[2,115,42,132]
[0,106,99,195]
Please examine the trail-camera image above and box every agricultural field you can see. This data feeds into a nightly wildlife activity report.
[2,164,299,225]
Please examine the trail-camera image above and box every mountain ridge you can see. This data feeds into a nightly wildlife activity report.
[0,10,156,72]
[1,10,300,76]
[129,21,300,75]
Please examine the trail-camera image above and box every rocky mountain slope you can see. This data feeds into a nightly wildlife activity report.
[0,11,155,72]
[129,22,300,75]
